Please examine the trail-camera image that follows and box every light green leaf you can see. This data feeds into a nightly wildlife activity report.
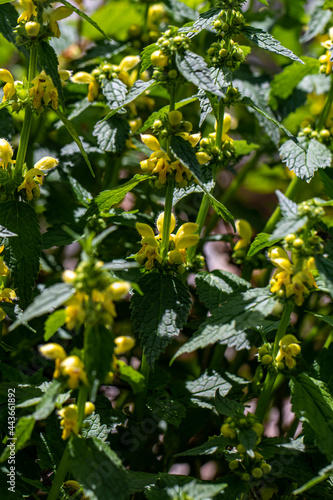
[290,373,333,461]
[102,79,156,121]
[140,43,157,72]
[176,51,225,97]
[247,232,280,257]
[82,412,110,442]
[300,2,331,42]
[117,360,145,394]
[234,140,260,157]
[32,380,65,421]
[279,137,332,182]
[242,26,303,63]
[293,462,333,495]
[270,57,320,101]
[0,201,42,309]
[130,272,191,366]
[0,416,35,462]
[44,309,67,341]
[145,473,226,500]
[68,436,129,500]
[86,174,150,217]
[9,283,75,331]
[270,215,308,240]
[54,108,94,176]
[179,7,221,37]
[59,0,112,40]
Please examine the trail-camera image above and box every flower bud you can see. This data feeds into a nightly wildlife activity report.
[114,335,135,354]
[62,270,76,283]
[0,139,14,167]
[141,134,161,151]
[261,354,272,365]
[156,212,176,233]
[25,21,40,37]
[119,55,140,72]
[168,110,182,126]
[39,343,66,360]
[84,402,95,415]
[34,156,59,171]
[151,50,169,68]
[252,468,263,479]
[109,281,131,300]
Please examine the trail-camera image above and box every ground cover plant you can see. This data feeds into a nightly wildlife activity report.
[1,0,333,498]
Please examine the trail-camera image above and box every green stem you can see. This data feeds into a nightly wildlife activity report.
[47,444,69,500]
[255,301,293,422]
[263,176,302,235]
[169,84,176,112]
[161,180,174,259]
[77,384,88,427]
[14,45,38,181]
[188,101,225,261]
[135,351,150,421]
[316,74,333,130]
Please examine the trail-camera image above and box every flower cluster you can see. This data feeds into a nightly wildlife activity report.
[39,344,88,389]
[198,114,235,167]
[58,401,95,440]
[319,28,333,74]
[71,55,141,102]
[62,261,131,329]
[221,412,271,481]
[269,247,317,306]
[258,334,301,371]
[135,212,199,271]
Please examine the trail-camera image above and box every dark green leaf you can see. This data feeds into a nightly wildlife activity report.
[215,390,244,416]
[247,233,280,257]
[54,108,94,176]
[170,135,202,181]
[130,272,191,366]
[179,7,221,37]
[290,373,333,461]
[242,26,303,63]
[300,2,331,42]
[176,51,224,97]
[9,283,75,330]
[140,43,157,72]
[279,137,332,182]
[102,79,156,120]
[238,428,257,452]
[93,116,130,152]
[68,436,129,500]
[37,42,63,101]
[32,380,64,421]
[195,270,251,312]
[163,0,197,23]
[173,288,275,359]
[175,436,227,456]
[44,309,67,341]
[101,78,127,108]
[145,473,226,500]
[316,250,333,298]
[147,394,186,427]
[85,325,115,387]
[0,108,15,141]
[0,201,42,308]
[293,462,333,495]
[0,3,29,58]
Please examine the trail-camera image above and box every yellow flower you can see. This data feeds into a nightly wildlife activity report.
[0,245,9,277]
[38,343,66,361]
[109,281,131,300]
[320,28,333,74]
[58,355,87,389]
[29,71,58,110]
[196,152,212,165]
[156,212,176,234]
[168,222,199,264]
[234,219,253,250]
[0,69,15,102]
[58,404,79,440]
[25,21,40,37]
[18,156,58,201]
[151,50,169,68]
[17,0,37,23]
[276,334,301,369]
[114,336,135,355]
[84,402,95,416]
[49,6,73,38]
[0,288,16,321]
[147,4,166,30]
[0,139,15,169]
[71,71,99,102]
[65,292,86,330]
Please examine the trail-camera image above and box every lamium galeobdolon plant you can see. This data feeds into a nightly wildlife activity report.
[1,0,333,499]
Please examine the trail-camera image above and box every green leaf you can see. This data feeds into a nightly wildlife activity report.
[175,436,227,457]
[279,137,332,182]
[117,360,145,394]
[0,3,29,58]
[145,473,226,500]
[276,189,298,216]
[300,2,331,42]
[324,0,333,7]
[102,80,156,120]
[316,249,333,298]
[9,283,75,331]
[270,57,320,101]
[234,140,260,157]
[0,201,42,309]
[54,108,94,176]
[82,412,110,442]
[172,370,246,409]
[170,135,233,225]
[93,116,130,153]
[101,78,127,108]
[147,393,186,427]
[37,42,63,101]
[293,462,333,496]
[86,174,150,217]
[130,272,191,366]
[173,287,275,359]
[238,428,258,452]
[0,416,35,462]
[32,380,67,421]
[44,309,67,341]
[270,215,308,240]
[175,51,224,97]
[68,436,129,500]
[85,325,115,387]
[290,373,333,461]
[163,0,197,23]
[139,96,198,133]
[215,390,244,416]
[140,43,157,72]
[242,26,303,63]
[195,270,251,312]
[247,233,280,257]
[59,0,112,40]
[179,7,221,37]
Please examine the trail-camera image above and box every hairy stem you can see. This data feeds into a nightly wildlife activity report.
[255,301,293,422]
[161,179,174,259]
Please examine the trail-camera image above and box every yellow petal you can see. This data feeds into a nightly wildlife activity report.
[0,69,14,86]
[156,212,176,233]
[39,343,66,360]
[140,134,161,151]
[34,156,58,171]
[235,219,252,244]
[223,114,232,134]
[71,72,95,84]
[119,55,140,72]
[176,234,199,249]
[136,222,155,238]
